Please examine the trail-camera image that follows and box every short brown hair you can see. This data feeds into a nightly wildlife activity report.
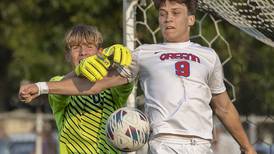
[65,24,103,51]
[153,0,198,15]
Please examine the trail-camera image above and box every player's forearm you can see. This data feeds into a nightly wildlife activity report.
[47,71,128,96]
[47,77,100,95]
[212,92,254,152]
[215,102,253,151]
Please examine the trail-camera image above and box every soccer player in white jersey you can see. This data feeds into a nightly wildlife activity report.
[124,0,256,153]
[19,0,256,154]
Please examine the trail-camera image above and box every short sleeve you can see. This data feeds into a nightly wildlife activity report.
[208,53,226,94]
[48,76,69,110]
[48,76,70,131]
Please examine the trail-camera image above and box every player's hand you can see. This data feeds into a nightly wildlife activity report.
[18,84,39,103]
[102,44,132,67]
[74,55,111,82]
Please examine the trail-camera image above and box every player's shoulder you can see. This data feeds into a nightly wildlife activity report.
[189,42,215,53]
[135,43,164,52]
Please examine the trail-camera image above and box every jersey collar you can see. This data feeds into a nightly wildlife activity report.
[163,40,191,48]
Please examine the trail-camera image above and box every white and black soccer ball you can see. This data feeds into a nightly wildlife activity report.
[106,107,150,152]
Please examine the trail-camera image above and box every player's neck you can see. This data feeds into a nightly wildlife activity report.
[164,40,190,44]
[163,40,191,47]
[164,37,190,43]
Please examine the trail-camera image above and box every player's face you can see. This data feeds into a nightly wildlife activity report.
[158,1,195,42]
[69,41,99,66]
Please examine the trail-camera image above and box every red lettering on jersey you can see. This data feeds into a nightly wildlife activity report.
[160,54,167,60]
[160,52,200,63]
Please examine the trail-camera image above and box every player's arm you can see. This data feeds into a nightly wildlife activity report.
[19,44,134,103]
[211,91,256,154]
[48,69,127,95]
[18,71,87,102]
[19,70,128,103]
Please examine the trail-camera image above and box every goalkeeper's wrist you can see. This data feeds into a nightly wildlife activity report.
[35,82,49,95]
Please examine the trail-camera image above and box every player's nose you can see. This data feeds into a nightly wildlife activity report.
[165,13,173,22]
[79,48,89,56]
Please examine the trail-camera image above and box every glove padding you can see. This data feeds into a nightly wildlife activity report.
[75,55,111,82]
[102,44,132,67]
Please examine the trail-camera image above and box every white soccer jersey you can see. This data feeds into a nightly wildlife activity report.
[124,41,226,140]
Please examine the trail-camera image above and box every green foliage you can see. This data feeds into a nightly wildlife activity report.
[0,0,123,110]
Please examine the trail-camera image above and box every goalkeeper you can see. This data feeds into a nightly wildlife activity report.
[19,24,133,154]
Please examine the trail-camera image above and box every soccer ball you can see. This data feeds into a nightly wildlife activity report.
[106,107,150,152]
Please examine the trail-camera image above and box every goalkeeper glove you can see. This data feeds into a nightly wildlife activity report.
[102,44,132,67]
[74,55,111,82]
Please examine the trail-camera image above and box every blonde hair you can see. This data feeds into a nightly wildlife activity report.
[65,24,103,51]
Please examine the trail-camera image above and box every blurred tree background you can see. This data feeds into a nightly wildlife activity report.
[0,0,273,115]
[0,0,124,111]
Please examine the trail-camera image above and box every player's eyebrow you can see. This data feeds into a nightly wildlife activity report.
[159,8,167,12]
[159,7,183,12]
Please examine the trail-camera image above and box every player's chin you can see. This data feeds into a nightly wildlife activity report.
[163,33,176,42]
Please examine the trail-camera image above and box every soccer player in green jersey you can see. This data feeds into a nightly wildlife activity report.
[19,24,133,154]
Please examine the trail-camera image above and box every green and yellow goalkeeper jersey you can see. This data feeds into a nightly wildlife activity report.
[48,76,133,154]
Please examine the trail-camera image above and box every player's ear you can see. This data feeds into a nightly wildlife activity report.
[98,47,103,54]
[188,15,195,26]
